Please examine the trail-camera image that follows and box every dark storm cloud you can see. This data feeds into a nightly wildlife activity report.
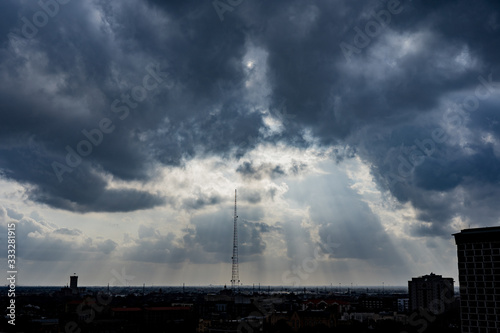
[356,96,500,236]
[236,160,308,180]
[0,0,169,212]
[1,0,500,239]
[0,0,261,212]
[236,161,285,180]
[244,0,500,236]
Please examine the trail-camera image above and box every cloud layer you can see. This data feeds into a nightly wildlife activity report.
[0,0,499,285]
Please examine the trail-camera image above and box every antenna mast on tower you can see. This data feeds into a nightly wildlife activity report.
[231,189,240,291]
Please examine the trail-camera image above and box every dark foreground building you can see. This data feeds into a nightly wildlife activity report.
[453,226,500,333]
[408,273,454,313]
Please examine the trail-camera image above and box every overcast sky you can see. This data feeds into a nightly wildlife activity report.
[1,0,499,287]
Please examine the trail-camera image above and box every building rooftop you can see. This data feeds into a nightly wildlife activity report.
[453,226,500,244]
[410,272,453,281]
[454,226,500,234]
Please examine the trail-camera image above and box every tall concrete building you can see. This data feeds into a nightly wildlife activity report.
[70,274,78,294]
[408,273,454,313]
[453,226,500,332]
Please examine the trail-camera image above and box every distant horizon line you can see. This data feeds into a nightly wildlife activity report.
[6,284,410,288]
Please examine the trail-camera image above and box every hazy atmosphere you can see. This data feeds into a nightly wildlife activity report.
[1,0,499,287]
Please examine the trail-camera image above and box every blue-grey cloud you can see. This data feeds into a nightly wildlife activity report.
[0,206,118,261]
[0,0,499,240]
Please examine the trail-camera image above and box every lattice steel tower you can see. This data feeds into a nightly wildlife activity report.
[231,189,240,290]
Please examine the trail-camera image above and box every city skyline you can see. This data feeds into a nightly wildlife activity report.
[1,0,500,287]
